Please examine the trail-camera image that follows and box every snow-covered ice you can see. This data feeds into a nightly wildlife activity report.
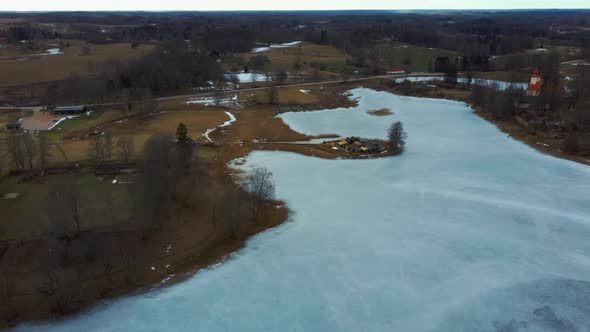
[16,89,590,332]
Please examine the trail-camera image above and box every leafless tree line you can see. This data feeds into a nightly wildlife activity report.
[3,130,51,174]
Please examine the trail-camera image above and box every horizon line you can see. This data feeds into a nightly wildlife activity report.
[1,8,590,13]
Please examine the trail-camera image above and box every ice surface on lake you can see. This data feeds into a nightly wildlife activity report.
[394,76,528,90]
[17,89,590,332]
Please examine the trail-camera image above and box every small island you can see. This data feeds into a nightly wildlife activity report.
[251,121,408,159]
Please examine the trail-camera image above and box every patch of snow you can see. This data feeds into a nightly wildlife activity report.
[299,89,310,94]
[112,179,118,184]
[2,193,18,200]
[251,46,271,53]
[202,128,216,142]
[45,48,63,55]
[202,111,237,142]
[251,41,302,53]
[219,111,237,128]
[188,95,240,107]
[225,72,269,83]
[48,115,79,130]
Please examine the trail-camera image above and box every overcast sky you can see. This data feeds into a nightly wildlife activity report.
[1,0,588,11]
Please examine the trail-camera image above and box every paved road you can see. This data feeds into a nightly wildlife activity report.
[0,73,444,110]
[153,72,444,103]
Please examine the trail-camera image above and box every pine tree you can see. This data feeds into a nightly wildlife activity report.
[176,123,190,145]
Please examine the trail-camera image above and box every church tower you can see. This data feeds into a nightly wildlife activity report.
[527,67,543,96]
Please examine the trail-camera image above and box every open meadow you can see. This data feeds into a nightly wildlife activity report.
[0,41,155,87]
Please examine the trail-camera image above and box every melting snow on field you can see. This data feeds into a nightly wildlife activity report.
[187,95,238,107]
[251,41,302,53]
[17,88,590,332]
[202,111,236,142]
[225,72,269,83]
[48,115,80,130]
[45,48,63,55]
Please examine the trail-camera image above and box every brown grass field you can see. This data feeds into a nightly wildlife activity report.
[242,42,350,71]
[0,41,155,87]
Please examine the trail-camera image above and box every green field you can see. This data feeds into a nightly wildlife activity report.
[0,171,135,240]
[46,110,104,141]
[380,43,459,72]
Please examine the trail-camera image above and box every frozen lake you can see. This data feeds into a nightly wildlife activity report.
[17,89,590,331]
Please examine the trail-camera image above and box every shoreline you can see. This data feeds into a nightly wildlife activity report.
[471,108,590,167]
[0,159,288,329]
[6,83,585,329]
[384,83,590,167]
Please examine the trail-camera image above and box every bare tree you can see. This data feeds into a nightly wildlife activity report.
[104,133,114,160]
[212,89,225,106]
[38,131,51,176]
[387,121,408,150]
[119,242,138,285]
[22,132,36,170]
[294,44,303,70]
[245,167,276,221]
[221,189,249,240]
[134,135,178,231]
[49,177,83,236]
[88,135,105,165]
[7,130,26,170]
[274,69,288,85]
[117,136,135,162]
[269,85,280,105]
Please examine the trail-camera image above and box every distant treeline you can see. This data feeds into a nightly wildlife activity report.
[2,11,589,56]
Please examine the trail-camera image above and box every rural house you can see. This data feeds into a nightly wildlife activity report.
[50,105,88,115]
[387,67,407,75]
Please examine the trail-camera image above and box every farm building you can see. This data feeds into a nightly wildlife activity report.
[387,67,407,75]
[50,105,88,115]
